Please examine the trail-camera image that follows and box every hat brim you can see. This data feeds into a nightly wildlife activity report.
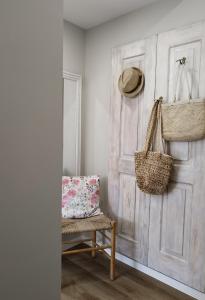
[118,68,145,98]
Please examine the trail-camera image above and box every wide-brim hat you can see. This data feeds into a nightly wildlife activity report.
[118,67,145,98]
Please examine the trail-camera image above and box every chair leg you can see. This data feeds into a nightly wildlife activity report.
[91,230,96,257]
[110,221,116,280]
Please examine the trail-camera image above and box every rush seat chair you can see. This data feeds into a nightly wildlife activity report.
[61,175,117,280]
[62,215,117,280]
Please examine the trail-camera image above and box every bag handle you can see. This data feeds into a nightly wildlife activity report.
[143,98,163,155]
[173,63,191,102]
[155,100,165,153]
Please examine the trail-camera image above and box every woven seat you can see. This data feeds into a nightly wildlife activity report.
[62,214,112,234]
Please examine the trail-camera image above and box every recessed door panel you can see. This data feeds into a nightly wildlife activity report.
[160,183,192,261]
[118,174,136,240]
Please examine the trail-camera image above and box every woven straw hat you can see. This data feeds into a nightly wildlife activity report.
[118,67,145,98]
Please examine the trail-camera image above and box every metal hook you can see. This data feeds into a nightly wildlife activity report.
[154,96,163,102]
[176,57,186,65]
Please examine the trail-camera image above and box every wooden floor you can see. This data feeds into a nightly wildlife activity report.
[61,244,194,300]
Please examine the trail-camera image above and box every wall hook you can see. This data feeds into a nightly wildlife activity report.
[176,57,186,65]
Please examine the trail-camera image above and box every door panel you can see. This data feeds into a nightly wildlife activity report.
[63,78,78,175]
[160,183,192,261]
[119,174,136,239]
[149,22,205,292]
[109,36,157,264]
[63,73,81,176]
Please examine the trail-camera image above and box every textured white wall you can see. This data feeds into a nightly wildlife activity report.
[83,0,205,208]
[0,1,62,300]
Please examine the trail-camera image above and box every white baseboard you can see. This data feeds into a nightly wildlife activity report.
[103,247,205,300]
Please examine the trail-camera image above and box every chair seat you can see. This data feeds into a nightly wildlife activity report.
[62,214,112,234]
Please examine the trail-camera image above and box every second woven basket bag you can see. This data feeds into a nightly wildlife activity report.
[135,98,173,195]
[161,63,205,141]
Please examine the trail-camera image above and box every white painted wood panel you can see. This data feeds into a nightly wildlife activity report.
[109,21,205,293]
[149,21,205,292]
[63,72,82,176]
[109,36,157,264]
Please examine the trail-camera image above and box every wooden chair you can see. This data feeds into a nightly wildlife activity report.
[62,214,117,280]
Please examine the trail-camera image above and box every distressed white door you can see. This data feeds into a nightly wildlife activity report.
[148,22,205,292]
[108,36,157,264]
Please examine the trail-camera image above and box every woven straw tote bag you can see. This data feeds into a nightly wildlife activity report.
[135,99,173,195]
[162,63,205,141]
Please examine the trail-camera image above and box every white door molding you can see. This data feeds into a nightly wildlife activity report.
[63,71,82,175]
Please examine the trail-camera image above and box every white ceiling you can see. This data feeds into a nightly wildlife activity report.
[63,0,159,29]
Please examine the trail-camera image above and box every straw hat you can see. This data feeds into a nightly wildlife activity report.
[118,67,145,98]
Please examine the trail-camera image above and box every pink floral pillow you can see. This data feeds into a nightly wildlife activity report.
[62,175,102,219]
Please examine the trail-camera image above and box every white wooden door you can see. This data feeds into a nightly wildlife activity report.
[148,22,205,292]
[108,36,157,264]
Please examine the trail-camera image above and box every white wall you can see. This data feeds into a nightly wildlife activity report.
[83,0,205,208]
[63,20,85,74]
[0,1,62,300]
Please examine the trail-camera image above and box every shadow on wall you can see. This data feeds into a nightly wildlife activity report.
[63,168,73,176]
[99,176,109,213]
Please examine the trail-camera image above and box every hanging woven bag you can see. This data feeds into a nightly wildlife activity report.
[135,99,173,195]
[161,61,205,141]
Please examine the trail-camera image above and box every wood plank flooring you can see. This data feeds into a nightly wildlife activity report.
[61,244,195,300]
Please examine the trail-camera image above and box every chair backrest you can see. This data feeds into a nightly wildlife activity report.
[62,175,101,219]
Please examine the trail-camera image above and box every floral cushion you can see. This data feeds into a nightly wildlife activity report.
[62,175,102,219]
